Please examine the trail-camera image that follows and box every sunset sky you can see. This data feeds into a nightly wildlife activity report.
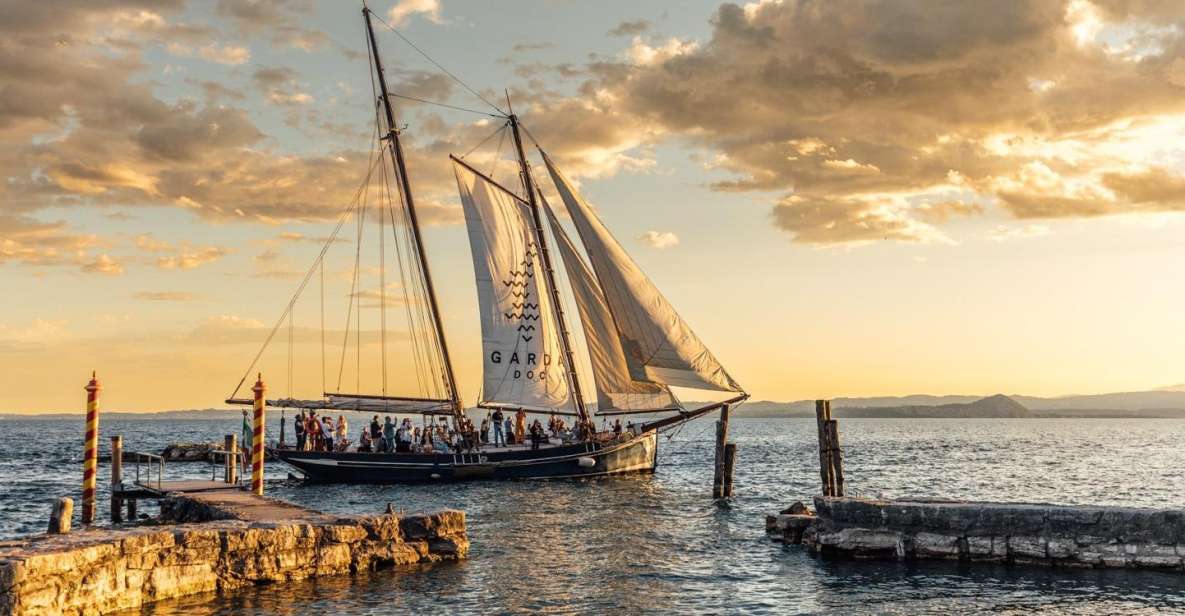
[3,0,1185,413]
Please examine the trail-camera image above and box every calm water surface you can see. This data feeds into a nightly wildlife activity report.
[2,416,1185,615]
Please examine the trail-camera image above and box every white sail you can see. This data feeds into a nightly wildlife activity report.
[542,152,743,393]
[453,159,572,411]
[543,198,679,413]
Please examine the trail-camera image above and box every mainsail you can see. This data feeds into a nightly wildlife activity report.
[542,152,743,393]
[543,197,679,413]
[453,157,572,411]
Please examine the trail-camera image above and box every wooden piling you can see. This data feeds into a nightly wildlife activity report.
[251,375,266,495]
[815,400,832,496]
[279,411,286,449]
[48,497,73,534]
[224,434,238,484]
[826,418,845,497]
[126,497,137,520]
[110,435,123,523]
[82,372,100,524]
[712,404,732,499]
[721,443,737,497]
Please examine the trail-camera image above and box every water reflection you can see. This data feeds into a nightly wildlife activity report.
[2,417,1185,613]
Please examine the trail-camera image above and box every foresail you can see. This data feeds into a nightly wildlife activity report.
[543,198,679,413]
[542,152,743,393]
[453,159,572,411]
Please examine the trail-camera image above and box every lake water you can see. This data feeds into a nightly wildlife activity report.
[3,416,1185,614]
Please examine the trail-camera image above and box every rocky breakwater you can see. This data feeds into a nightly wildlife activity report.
[774,496,1185,571]
[0,503,467,615]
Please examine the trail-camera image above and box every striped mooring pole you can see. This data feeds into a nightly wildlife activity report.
[251,374,266,495]
[82,371,101,524]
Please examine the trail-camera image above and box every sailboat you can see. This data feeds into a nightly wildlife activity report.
[225,6,747,483]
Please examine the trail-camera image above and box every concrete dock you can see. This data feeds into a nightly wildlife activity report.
[769,496,1185,571]
[0,485,468,616]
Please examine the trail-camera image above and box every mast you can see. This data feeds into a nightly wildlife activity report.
[507,113,592,432]
[362,6,462,417]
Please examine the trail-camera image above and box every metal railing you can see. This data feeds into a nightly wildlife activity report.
[208,449,244,485]
[132,452,165,491]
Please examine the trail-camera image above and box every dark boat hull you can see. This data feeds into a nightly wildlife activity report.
[272,430,658,483]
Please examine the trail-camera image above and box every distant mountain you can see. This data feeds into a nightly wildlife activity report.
[838,394,1031,418]
[731,389,1185,418]
[736,394,1031,418]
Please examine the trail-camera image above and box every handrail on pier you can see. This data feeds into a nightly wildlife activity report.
[131,452,165,492]
[208,449,244,485]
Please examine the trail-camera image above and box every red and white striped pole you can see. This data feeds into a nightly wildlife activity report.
[82,371,101,524]
[251,374,266,495]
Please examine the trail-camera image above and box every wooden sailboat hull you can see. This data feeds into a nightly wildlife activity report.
[272,430,658,483]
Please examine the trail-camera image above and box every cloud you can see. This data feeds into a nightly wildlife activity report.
[166,42,251,65]
[608,20,652,37]
[252,66,314,106]
[80,254,125,276]
[985,224,1054,242]
[156,246,231,270]
[387,0,442,26]
[134,291,201,301]
[534,0,1185,243]
[637,230,680,249]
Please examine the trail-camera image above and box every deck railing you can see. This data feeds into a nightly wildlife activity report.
[132,452,165,491]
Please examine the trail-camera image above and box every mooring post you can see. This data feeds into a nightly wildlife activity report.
[82,372,101,524]
[815,399,833,496]
[712,403,732,498]
[48,497,73,534]
[722,442,737,497]
[110,435,123,523]
[251,375,266,495]
[224,434,238,484]
[826,417,845,497]
[126,496,137,520]
[280,410,286,449]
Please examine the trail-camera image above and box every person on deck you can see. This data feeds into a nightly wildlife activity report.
[306,412,322,451]
[322,415,335,451]
[295,410,306,451]
[514,409,527,445]
[613,418,623,437]
[529,419,545,450]
[336,416,348,450]
[480,415,490,445]
[491,409,505,447]
[383,416,396,453]
[358,427,372,452]
[503,416,515,445]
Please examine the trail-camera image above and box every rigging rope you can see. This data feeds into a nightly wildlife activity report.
[386,91,502,117]
[371,12,507,117]
[226,149,383,402]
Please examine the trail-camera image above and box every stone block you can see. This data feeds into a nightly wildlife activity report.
[912,532,960,559]
[1008,536,1047,560]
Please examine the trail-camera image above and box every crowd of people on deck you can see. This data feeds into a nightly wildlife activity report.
[285,407,626,454]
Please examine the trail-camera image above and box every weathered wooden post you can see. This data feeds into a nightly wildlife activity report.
[224,434,238,484]
[82,372,101,524]
[251,375,266,495]
[712,403,732,498]
[280,411,286,449]
[126,496,137,520]
[721,442,737,497]
[826,418,845,497]
[48,497,73,534]
[110,435,123,523]
[815,399,830,496]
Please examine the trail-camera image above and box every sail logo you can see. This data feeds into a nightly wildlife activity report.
[493,241,556,382]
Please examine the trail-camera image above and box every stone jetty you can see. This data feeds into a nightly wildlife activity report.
[0,491,468,616]
[768,496,1185,571]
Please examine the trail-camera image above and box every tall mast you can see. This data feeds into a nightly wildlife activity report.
[507,113,592,431]
[362,6,462,416]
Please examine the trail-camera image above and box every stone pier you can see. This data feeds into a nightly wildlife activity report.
[768,496,1185,571]
[0,492,467,615]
